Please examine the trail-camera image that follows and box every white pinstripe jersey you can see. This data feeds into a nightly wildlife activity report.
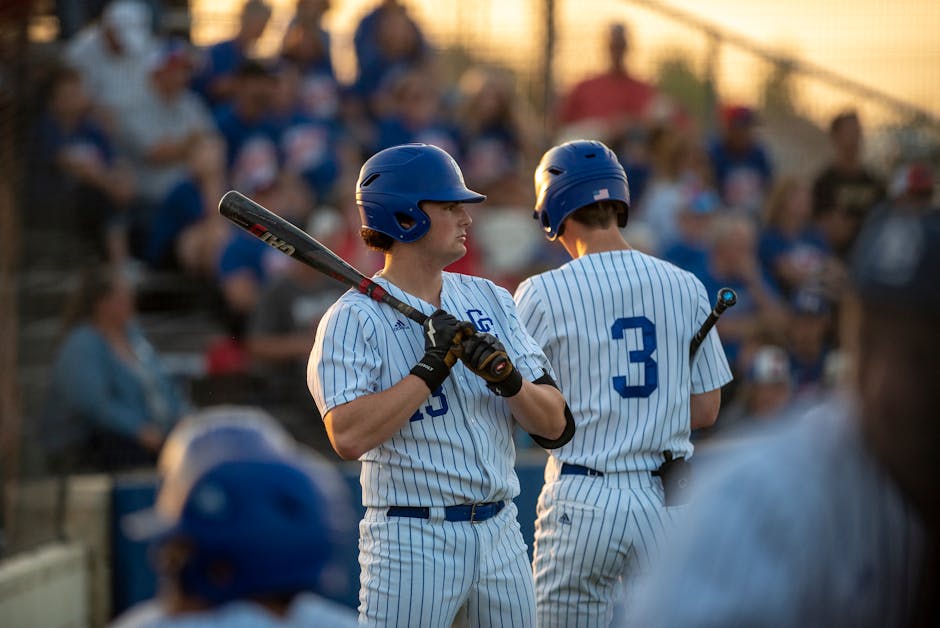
[308,272,553,508]
[626,396,928,627]
[514,249,732,473]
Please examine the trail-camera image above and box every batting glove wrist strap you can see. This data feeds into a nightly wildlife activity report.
[486,368,523,397]
[411,352,450,392]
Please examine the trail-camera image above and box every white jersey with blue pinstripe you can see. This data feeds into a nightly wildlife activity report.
[309,271,548,626]
[309,271,553,507]
[514,248,732,628]
[514,249,732,473]
[624,396,927,628]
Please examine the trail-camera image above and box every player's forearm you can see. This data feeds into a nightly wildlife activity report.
[323,376,433,460]
[690,388,722,430]
[506,382,567,441]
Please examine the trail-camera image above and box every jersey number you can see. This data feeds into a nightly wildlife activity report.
[410,387,449,422]
[611,316,658,398]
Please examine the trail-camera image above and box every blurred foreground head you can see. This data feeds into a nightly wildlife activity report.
[849,211,940,530]
[124,406,351,608]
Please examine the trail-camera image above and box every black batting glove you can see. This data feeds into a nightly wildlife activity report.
[410,309,467,391]
[461,332,523,397]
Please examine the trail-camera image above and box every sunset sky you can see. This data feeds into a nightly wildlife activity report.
[191,0,940,127]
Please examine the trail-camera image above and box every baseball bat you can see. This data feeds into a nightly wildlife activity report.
[689,288,737,361]
[218,190,509,378]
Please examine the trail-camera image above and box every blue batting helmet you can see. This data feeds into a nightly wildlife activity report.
[356,143,486,243]
[533,140,630,240]
[123,407,351,605]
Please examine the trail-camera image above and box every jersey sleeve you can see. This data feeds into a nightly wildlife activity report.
[307,301,382,415]
[513,277,551,351]
[496,284,555,382]
[690,278,733,394]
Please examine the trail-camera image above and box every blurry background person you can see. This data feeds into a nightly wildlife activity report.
[625,210,940,627]
[43,266,185,472]
[28,65,136,264]
[786,287,834,395]
[812,110,886,260]
[245,210,348,455]
[143,135,229,277]
[708,105,773,215]
[758,176,832,299]
[114,406,357,626]
[64,0,157,122]
[191,0,272,108]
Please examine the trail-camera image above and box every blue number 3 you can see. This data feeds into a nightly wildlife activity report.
[611,316,658,398]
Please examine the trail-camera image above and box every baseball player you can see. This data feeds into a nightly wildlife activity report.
[114,406,358,627]
[307,143,574,627]
[626,211,939,627]
[513,139,733,626]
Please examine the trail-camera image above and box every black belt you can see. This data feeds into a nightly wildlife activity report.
[560,463,605,477]
[386,500,505,523]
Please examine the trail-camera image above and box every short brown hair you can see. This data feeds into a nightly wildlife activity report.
[568,200,627,230]
[361,227,395,252]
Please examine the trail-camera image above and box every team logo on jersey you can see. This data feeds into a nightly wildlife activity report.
[391,319,407,331]
[466,309,494,333]
[559,512,572,526]
[592,188,610,201]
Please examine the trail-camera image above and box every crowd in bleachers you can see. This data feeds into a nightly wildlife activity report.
[28,0,937,469]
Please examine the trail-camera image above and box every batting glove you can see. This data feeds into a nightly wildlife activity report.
[410,309,468,391]
[461,332,523,397]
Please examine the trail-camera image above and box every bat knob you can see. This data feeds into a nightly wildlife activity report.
[718,288,737,308]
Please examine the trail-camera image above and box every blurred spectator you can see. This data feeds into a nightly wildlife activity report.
[215,174,293,345]
[758,176,831,298]
[662,189,720,278]
[246,210,347,453]
[372,67,459,156]
[114,407,358,626]
[191,0,272,108]
[787,287,833,394]
[888,161,936,214]
[812,110,886,259]
[64,0,158,121]
[352,0,428,109]
[144,136,229,276]
[281,0,340,121]
[705,345,794,438]
[638,127,698,249]
[42,265,185,472]
[116,38,219,254]
[215,61,281,185]
[29,65,136,263]
[455,67,533,203]
[272,63,342,205]
[708,105,773,215]
[557,23,656,136]
[697,213,785,370]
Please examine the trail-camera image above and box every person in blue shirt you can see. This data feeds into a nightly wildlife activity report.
[758,176,832,299]
[192,0,272,108]
[43,265,185,472]
[352,0,428,112]
[29,65,136,263]
[662,188,720,278]
[708,105,773,215]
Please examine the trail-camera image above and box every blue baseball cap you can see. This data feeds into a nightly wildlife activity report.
[851,211,940,316]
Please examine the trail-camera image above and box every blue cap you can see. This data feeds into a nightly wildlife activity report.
[791,287,830,316]
[851,211,940,316]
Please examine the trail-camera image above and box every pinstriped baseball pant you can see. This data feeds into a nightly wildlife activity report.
[358,500,536,627]
[532,471,676,628]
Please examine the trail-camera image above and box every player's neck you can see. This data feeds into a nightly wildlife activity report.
[561,227,631,259]
[379,254,444,307]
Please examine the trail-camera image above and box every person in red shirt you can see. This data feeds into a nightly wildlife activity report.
[558,23,657,132]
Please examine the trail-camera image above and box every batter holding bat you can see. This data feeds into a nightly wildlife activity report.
[306,143,573,627]
[513,140,733,626]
